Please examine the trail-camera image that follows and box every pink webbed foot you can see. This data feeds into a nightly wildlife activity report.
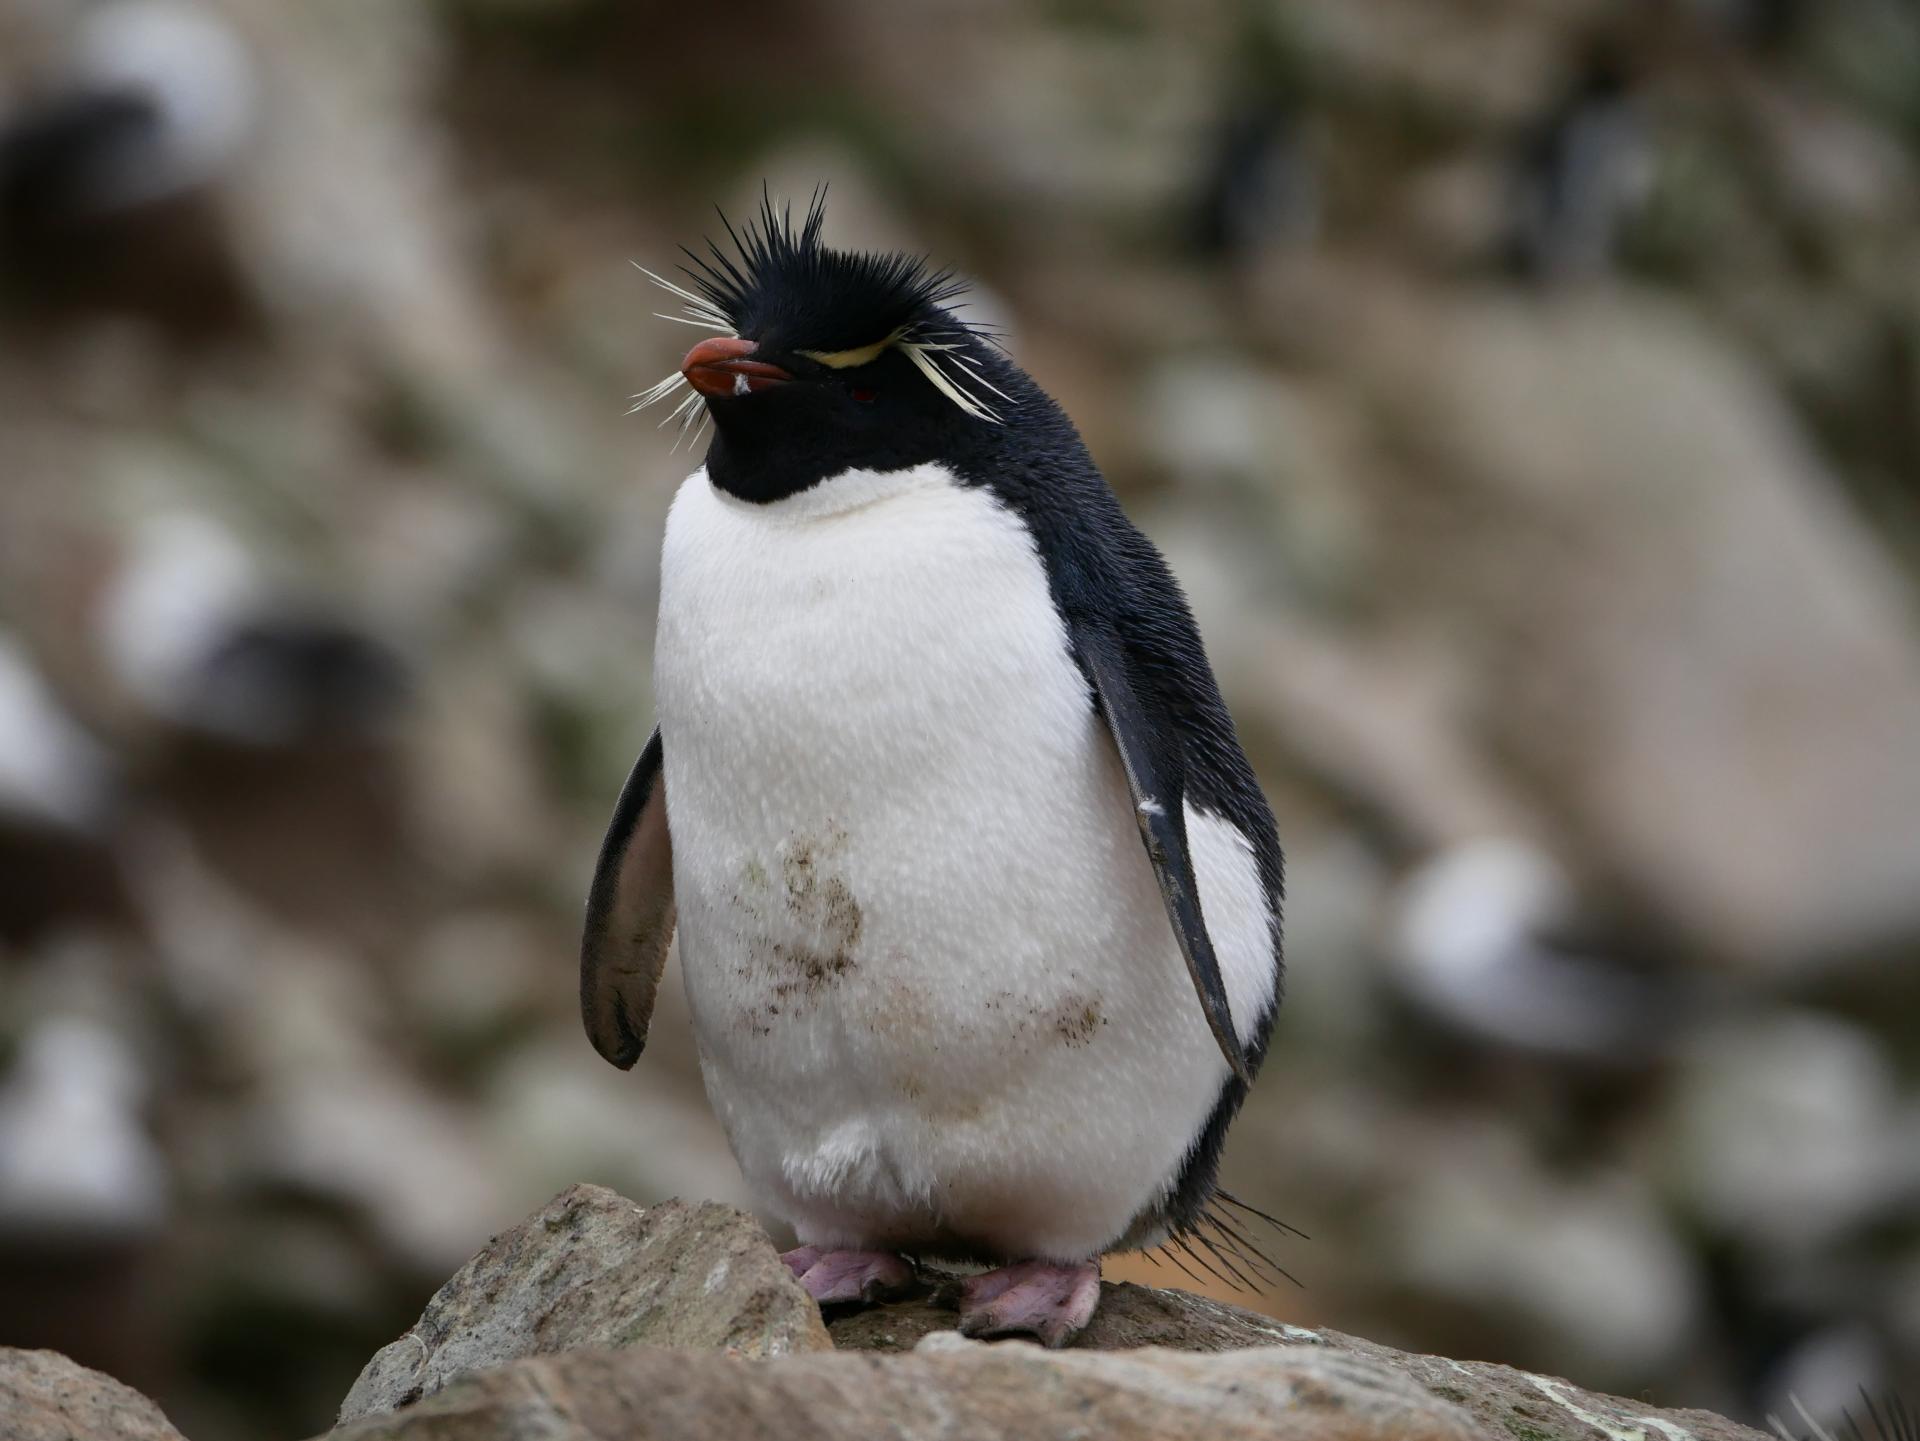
[780,1246,917,1306]
[957,1259,1102,1349]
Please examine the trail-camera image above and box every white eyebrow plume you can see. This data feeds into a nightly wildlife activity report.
[626,263,732,438]
[631,262,733,333]
[626,257,1014,431]
[899,337,1004,423]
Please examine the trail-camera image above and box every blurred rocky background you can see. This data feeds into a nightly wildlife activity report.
[0,0,1916,1437]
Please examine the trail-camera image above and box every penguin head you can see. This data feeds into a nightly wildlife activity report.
[636,192,1019,503]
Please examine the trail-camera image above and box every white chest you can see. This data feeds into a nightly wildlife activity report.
[654,463,1091,817]
[650,464,1269,1260]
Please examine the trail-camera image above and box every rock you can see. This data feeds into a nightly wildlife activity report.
[837,1281,1712,1435]
[827,1278,1319,1354]
[0,636,132,941]
[322,1323,1771,1441]
[1656,1011,1911,1252]
[335,1185,830,1424]
[240,1051,506,1278]
[0,1016,168,1242]
[326,1337,1477,1441]
[1,1347,187,1441]
[1305,1328,1770,1441]
[0,636,116,836]
[1282,0,1587,130]
[327,1184,1769,1441]
[1341,288,1920,973]
[1377,1141,1702,1388]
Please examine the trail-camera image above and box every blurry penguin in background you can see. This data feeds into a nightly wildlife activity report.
[1193,96,1318,267]
[98,514,408,751]
[92,512,414,946]
[0,1011,170,1392]
[1192,17,1318,270]
[0,0,256,332]
[1503,41,1653,282]
[1386,837,1685,1072]
[0,1015,167,1244]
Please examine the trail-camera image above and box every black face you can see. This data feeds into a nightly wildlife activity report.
[700,334,1015,504]
[650,191,1028,505]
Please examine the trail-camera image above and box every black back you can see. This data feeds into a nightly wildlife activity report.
[942,355,1287,1232]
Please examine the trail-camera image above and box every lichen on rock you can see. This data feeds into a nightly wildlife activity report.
[1,1347,189,1441]
[334,1184,830,1425]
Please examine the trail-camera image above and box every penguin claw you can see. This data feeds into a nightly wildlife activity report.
[956,1259,1101,1348]
[780,1244,823,1278]
[780,1246,918,1306]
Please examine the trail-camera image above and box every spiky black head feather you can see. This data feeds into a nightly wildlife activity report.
[681,190,977,358]
[633,188,1032,501]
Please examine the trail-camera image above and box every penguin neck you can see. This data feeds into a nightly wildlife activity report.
[698,460,960,523]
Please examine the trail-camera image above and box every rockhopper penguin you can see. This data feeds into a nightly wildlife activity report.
[583,194,1286,1346]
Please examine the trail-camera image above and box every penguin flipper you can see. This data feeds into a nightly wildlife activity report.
[1073,622,1254,1085]
[581,726,675,1069]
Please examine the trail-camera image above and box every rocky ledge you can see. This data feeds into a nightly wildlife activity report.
[7,1184,1772,1441]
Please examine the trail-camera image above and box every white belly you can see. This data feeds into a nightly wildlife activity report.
[653,462,1272,1261]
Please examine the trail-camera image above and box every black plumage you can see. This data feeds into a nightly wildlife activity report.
[681,193,977,360]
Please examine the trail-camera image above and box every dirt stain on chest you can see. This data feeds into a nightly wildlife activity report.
[1051,993,1107,1047]
[731,822,865,1033]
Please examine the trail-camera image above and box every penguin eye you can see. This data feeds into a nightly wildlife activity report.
[849,387,878,404]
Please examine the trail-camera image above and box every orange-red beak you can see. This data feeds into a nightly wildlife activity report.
[682,336,791,399]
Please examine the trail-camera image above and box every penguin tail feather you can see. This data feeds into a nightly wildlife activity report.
[1145,1190,1306,1294]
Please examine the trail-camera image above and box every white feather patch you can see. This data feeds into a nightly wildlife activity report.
[654,461,1276,1260]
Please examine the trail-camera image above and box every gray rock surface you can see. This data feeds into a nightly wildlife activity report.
[335,1185,830,1424]
[326,1337,1485,1441]
[1,1347,188,1441]
[0,1186,1779,1441]
[832,1288,1766,1441]
[826,1277,1318,1353]
[1342,290,1920,973]
[321,1321,1772,1441]
[322,1185,1770,1441]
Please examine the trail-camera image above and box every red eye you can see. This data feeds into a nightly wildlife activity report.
[850,388,877,404]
